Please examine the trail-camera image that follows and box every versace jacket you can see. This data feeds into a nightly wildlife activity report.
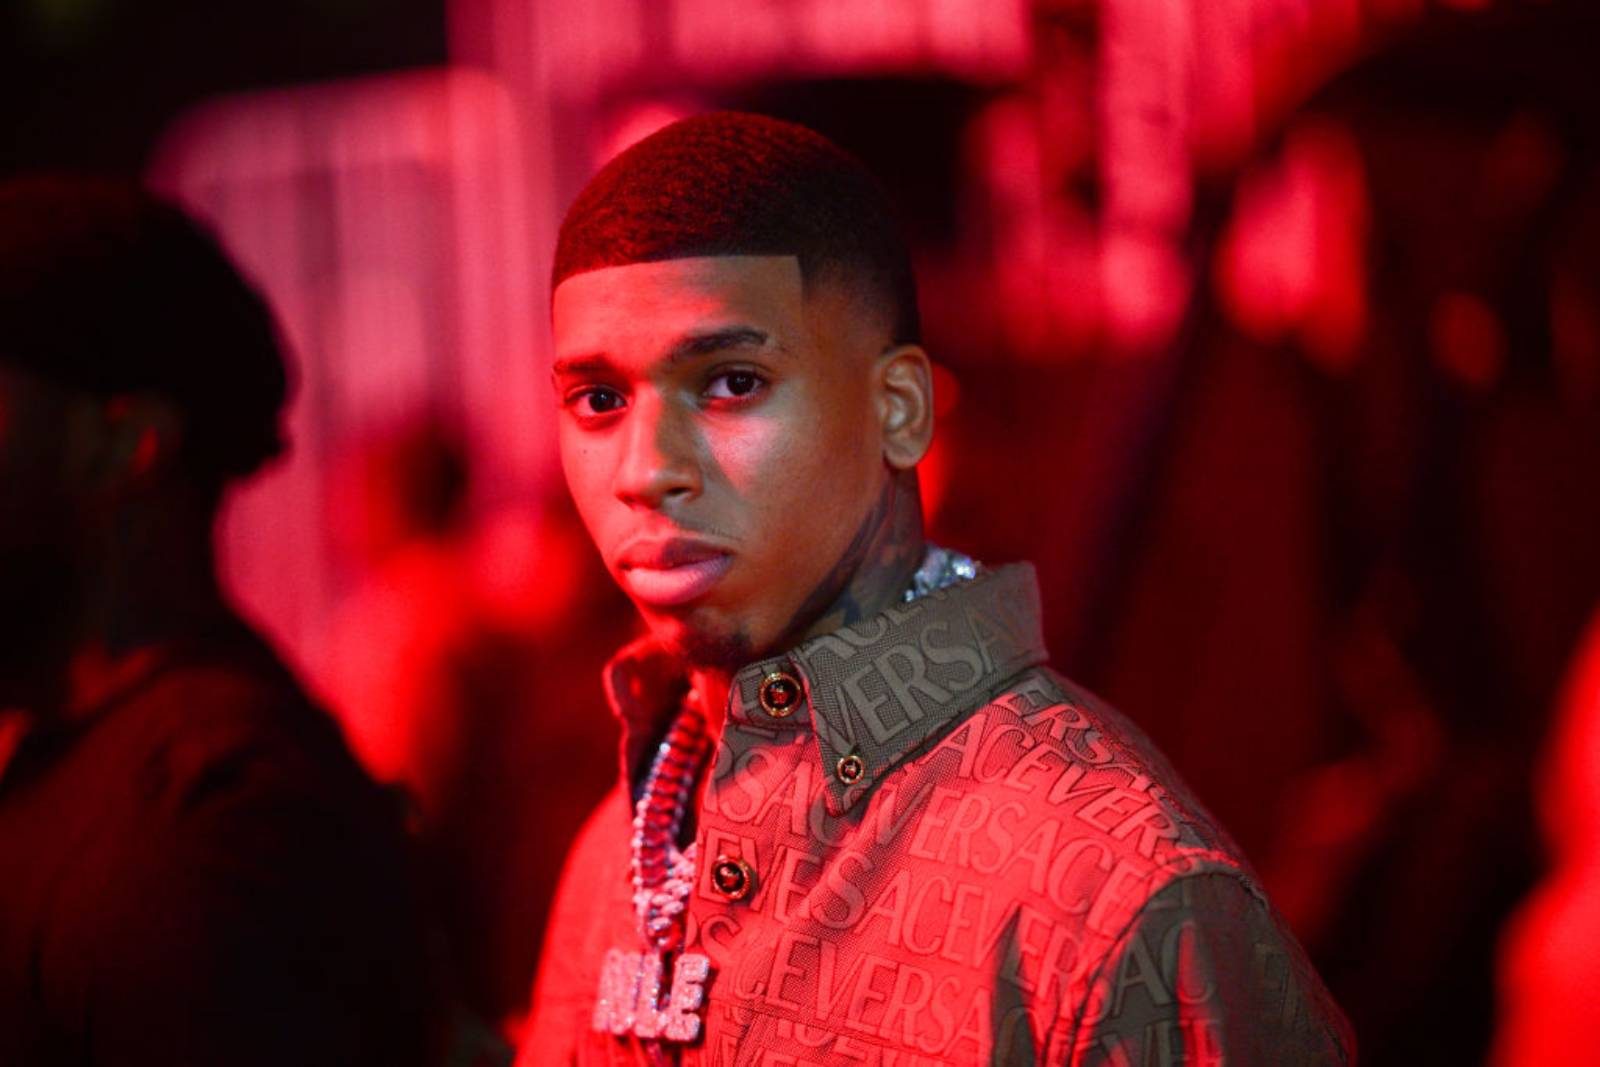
[520,563,1354,1065]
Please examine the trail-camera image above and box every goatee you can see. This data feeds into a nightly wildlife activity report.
[672,626,755,677]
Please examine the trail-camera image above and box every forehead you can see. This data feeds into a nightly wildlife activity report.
[552,255,805,357]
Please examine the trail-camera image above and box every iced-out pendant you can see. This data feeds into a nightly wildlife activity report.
[591,948,710,1042]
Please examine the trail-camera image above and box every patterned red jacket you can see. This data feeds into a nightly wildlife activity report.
[521,563,1354,1065]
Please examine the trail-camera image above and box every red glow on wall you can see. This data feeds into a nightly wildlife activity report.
[594,101,699,170]
[1493,611,1600,1064]
[148,68,551,694]
[1551,273,1600,403]
[1216,120,1369,372]
[1430,291,1505,392]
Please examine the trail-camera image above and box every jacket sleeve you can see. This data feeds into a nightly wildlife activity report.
[1066,870,1355,1066]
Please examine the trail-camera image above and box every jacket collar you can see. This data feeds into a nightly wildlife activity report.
[603,562,1047,816]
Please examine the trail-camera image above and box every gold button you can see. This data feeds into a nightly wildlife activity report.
[835,753,865,785]
[758,671,802,718]
[710,855,755,901]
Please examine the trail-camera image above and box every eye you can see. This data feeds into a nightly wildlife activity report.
[705,370,765,401]
[566,386,627,418]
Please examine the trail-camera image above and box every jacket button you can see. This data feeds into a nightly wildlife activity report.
[835,753,865,784]
[758,671,802,718]
[710,855,755,901]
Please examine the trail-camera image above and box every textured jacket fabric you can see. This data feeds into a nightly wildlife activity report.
[522,563,1354,1065]
[0,623,435,1067]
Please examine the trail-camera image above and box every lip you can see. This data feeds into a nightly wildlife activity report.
[616,537,734,607]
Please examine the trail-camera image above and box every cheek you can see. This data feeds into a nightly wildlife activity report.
[558,433,618,546]
[724,370,875,483]
[709,418,789,491]
[712,392,879,545]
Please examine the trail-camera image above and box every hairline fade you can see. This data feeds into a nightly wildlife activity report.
[553,110,922,346]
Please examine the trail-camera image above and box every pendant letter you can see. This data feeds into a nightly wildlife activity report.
[591,949,711,1043]
[591,949,644,1034]
[660,953,710,1042]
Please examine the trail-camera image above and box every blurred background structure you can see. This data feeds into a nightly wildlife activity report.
[6,0,1598,1062]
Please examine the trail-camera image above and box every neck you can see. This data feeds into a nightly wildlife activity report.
[687,468,925,745]
[9,492,231,719]
[791,468,926,644]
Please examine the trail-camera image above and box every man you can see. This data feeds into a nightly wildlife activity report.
[0,177,436,1066]
[522,113,1352,1065]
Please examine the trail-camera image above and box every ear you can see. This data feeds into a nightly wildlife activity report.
[68,393,184,496]
[873,344,935,471]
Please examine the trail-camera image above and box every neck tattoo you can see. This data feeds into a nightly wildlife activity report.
[591,543,979,1051]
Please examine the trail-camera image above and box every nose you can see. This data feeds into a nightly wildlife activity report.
[613,393,701,510]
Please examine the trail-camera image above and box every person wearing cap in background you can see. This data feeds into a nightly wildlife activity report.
[519,112,1354,1065]
[0,176,437,1067]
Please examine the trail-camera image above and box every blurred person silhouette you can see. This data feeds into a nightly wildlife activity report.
[0,176,437,1067]
[323,419,630,1041]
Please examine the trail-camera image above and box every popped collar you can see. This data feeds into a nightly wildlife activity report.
[602,564,1048,817]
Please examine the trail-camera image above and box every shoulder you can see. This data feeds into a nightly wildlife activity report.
[525,784,632,1035]
[554,781,633,887]
[899,664,1275,964]
[123,643,384,821]
[40,645,435,1065]
[1070,867,1355,1064]
[70,640,414,918]
[903,667,1353,1061]
[910,664,1246,874]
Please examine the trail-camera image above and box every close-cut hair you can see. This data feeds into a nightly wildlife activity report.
[554,111,921,345]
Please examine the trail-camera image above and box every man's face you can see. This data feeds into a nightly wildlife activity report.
[552,255,890,668]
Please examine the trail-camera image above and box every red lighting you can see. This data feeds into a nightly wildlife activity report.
[1430,291,1505,392]
[1216,120,1369,372]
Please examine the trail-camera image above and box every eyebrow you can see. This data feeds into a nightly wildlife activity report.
[551,325,784,379]
[668,326,777,362]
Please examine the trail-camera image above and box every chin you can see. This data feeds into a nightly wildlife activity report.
[645,607,757,674]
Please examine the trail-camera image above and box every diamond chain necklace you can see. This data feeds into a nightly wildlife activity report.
[630,702,709,951]
[592,543,978,1050]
